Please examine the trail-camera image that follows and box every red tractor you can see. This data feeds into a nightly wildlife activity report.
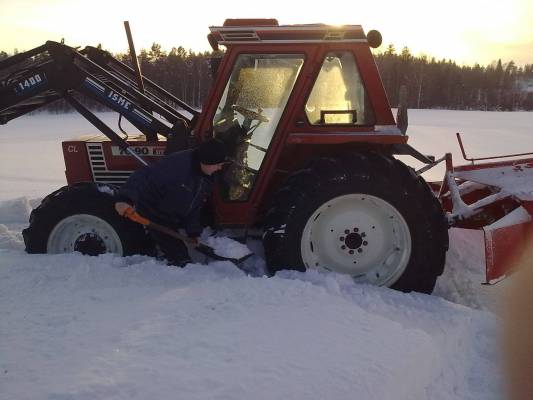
[11,19,528,294]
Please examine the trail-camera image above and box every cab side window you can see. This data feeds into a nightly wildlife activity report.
[305,52,375,126]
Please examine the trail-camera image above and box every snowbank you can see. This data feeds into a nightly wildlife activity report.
[0,250,501,400]
[0,224,24,250]
[0,195,507,314]
[434,229,512,313]
[0,197,33,223]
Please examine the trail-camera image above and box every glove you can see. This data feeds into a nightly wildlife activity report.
[115,202,133,216]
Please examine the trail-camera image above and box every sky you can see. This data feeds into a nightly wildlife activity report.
[1,0,532,67]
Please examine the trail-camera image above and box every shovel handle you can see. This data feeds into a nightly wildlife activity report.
[122,206,252,265]
[122,206,198,245]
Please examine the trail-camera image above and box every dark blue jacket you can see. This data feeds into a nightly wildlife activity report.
[118,149,213,237]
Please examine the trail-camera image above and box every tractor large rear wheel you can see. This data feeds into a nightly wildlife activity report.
[263,152,448,293]
[23,183,152,256]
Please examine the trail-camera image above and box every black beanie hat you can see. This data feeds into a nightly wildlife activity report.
[197,138,227,165]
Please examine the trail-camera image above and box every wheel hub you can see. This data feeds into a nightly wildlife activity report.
[73,232,107,256]
[342,228,368,249]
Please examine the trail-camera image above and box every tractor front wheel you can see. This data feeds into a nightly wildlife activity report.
[23,183,152,256]
[263,152,449,294]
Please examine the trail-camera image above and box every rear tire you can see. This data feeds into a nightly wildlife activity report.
[23,183,152,256]
[263,152,448,293]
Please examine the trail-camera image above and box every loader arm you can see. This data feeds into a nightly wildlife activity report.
[81,46,200,121]
[0,41,194,143]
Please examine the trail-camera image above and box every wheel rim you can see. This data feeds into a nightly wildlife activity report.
[301,194,412,286]
[47,214,123,255]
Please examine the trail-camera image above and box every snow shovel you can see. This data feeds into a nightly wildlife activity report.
[123,207,254,265]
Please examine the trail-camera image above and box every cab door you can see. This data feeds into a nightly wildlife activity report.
[196,45,318,226]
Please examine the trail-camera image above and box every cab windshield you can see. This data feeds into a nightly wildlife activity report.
[213,54,304,201]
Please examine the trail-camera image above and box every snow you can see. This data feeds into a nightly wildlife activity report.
[0,112,138,199]
[1,110,532,399]
[486,206,532,229]
[399,109,533,182]
[96,183,117,196]
[0,224,24,250]
[0,196,32,223]
[0,251,500,400]
[433,228,509,312]
[203,235,252,259]
[453,161,533,200]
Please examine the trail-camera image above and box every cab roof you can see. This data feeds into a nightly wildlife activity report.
[208,19,366,47]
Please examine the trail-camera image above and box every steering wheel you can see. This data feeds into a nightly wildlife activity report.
[231,104,269,123]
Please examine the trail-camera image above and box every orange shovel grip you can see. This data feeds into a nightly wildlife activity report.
[123,207,150,226]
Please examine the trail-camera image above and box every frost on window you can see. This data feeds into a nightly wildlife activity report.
[305,52,375,125]
[213,54,304,201]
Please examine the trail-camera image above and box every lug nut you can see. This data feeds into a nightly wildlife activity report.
[363,241,368,246]
[344,229,349,234]
[349,250,354,255]
[357,248,363,253]
[361,232,366,238]
[340,237,345,241]
[354,228,359,232]
[341,245,346,250]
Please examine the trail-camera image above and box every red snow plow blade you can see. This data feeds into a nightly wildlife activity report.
[435,133,533,283]
[484,219,533,283]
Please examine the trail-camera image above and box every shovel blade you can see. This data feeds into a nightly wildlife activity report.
[196,243,253,265]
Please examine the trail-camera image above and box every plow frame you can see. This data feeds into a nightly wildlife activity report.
[433,133,533,283]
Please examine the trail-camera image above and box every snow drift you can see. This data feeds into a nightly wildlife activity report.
[0,196,33,223]
[0,249,501,400]
[0,197,502,399]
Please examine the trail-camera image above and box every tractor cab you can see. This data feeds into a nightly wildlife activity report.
[195,20,403,226]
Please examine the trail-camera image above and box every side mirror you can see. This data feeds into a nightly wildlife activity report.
[208,57,222,77]
[396,85,408,135]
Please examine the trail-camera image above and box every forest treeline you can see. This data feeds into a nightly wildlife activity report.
[2,43,533,112]
[375,45,533,110]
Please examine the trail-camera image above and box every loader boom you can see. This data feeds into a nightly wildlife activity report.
[0,41,194,146]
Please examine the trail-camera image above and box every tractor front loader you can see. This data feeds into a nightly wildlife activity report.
[1,19,527,293]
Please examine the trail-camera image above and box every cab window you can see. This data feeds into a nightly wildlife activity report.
[213,54,304,201]
[305,52,375,125]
